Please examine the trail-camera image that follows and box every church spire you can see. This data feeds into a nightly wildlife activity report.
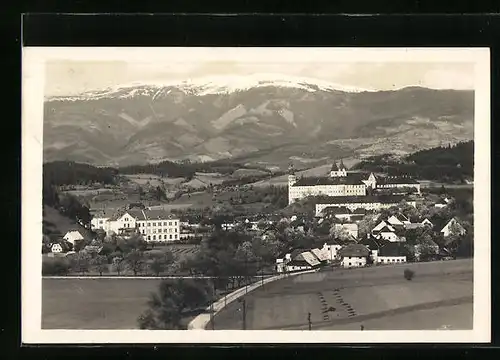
[331,161,339,171]
[339,159,346,170]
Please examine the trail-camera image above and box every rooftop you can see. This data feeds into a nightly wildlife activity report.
[377,175,420,185]
[293,173,366,186]
[317,194,406,205]
[339,244,370,258]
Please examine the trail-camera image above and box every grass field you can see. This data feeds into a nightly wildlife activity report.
[42,278,165,329]
[212,259,473,331]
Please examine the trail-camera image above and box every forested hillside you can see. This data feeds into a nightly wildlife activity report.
[353,141,473,182]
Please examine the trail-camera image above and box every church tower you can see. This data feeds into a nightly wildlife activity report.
[330,161,339,177]
[338,159,348,177]
[330,159,347,177]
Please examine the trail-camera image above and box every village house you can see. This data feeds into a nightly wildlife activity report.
[50,243,63,253]
[63,230,84,245]
[285,251,321,272]
[434,197,452,209]
[338,244,371,268]
[310,248,329,264]
[439,218,466,238]
[321,242,343,262]
[377,242,407,264]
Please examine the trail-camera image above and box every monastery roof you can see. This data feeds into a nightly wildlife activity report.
[292,173,366,186]
[316,194,406,205]
[127,209,178,221]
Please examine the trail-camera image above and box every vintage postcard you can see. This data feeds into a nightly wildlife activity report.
[22,47,490,343]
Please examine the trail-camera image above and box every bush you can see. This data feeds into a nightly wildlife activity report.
[42,257,70,275]
[404,268,415,281]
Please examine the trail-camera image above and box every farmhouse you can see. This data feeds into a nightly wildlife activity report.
[339,244,370,268]
[63,230,84,245]
[321,242,343,262]
[377,243,407,264]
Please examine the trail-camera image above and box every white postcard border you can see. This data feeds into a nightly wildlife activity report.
[22,47,491,344]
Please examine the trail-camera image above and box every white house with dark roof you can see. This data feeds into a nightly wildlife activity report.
[377,242,407,264]
[339,244,371,268]
[333,223,359,239]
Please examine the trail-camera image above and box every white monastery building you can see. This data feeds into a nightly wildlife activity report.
[288,160,421,209]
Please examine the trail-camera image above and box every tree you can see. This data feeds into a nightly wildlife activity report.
[70,252,91,275]
[112,256,126,275]
[137,279,211,329]
[329,225,354,244]
[42,257,70,275]
[149,251,175,277]
[91,255,109,276]
[126,250,146,276]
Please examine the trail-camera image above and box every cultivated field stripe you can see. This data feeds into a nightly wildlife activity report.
[260,296,473,330]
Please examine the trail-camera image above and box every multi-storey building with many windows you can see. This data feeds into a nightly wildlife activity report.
[91,209,180,242]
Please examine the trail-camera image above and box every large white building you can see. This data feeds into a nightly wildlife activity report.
[288,160,420,206]
[91,209,180,242]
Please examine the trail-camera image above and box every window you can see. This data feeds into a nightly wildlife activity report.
[174,235,178,240]
[169,234,173,239]
[169,221,172,226]
[175,228,178,232]
[148,236,151,241]
[153,235,156,240]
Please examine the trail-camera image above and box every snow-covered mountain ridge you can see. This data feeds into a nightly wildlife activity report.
[46,73,377,101]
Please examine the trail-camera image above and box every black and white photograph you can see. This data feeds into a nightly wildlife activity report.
[22,47,490,343]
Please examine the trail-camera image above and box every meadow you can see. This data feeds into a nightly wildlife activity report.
[212,259,473,331]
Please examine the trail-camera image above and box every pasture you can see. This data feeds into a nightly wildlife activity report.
[42,278,200,329]
[212,259,473,331]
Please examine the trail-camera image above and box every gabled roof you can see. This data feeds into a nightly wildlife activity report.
[127,209,178,221]
[378,225,396,233]
[339,244,370,258]
[339,159,347,170]
[310,248,329,262]
[331,162,339,171]
[295,251,321,267]
[378,242,404,257]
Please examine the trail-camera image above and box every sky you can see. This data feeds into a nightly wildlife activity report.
[45,60,475,97]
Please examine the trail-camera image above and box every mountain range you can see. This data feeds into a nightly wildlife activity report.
[43,74,474,169]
